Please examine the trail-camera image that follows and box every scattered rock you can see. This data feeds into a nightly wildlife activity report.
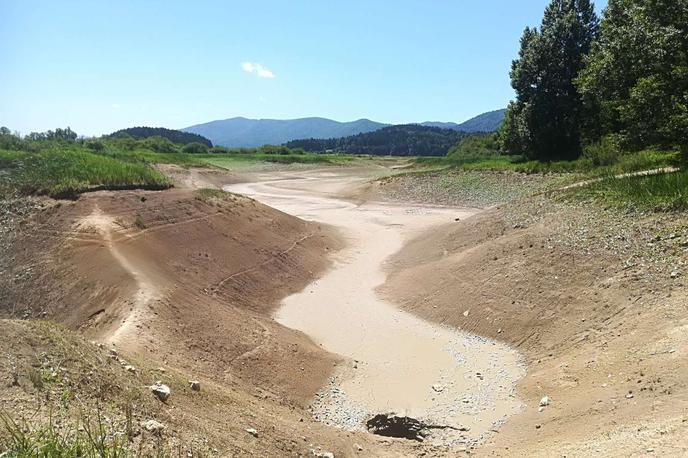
[539,396,549,407]
[124,365,136,373]
[670,270,679,278]
[625,392,634,399]
[354,443,363,452]
[431,384,444,393]
[463,310,470,317]
[189,380,201,391]
[150,382,171,402]
[311,451,334,458]
[246,428,259,438]
[142,419,165,435]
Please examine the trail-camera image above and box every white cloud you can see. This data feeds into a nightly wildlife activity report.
[111,103,121,109]
[241,61,275,78]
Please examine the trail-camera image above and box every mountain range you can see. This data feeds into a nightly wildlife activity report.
[182,109,505,148]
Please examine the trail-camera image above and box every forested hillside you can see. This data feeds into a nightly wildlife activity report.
[182,117,387,148]
[109,127,212,147]
[422,109,506,132]
[286,124,467,156]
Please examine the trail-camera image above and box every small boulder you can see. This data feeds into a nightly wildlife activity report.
[539,396,549,407]
[150,382,171,402]
[124,365,136,373]
[189,380,201,391]
[246,428,259,438]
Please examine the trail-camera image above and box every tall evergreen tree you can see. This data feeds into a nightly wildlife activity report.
[576,0,688,160]
[501,0,599,160]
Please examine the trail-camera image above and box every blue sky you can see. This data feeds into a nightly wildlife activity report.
[0,0,606,136]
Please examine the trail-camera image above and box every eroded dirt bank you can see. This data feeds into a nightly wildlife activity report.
[375,186,688,457]
[0,185,414,457]
[4,163,686,457]
[226,170,526,448]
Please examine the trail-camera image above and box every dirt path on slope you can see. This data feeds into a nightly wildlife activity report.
[73,206,161,345]
[226,169,526,447]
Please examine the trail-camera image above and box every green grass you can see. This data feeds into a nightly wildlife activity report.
[416,149,678,177]
[99,147,207,167]
[199,151,371,169]
[0,148,170,198]
[0,409,133,458]
[567,169,688,211]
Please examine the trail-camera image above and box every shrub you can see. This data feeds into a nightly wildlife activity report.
[85,140,106,152]
[181,142,209,154]
[142,136,177,154]
[582,135,622,167]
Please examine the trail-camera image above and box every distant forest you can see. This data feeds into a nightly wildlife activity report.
[285,124,467,156]
[109,127,212,147]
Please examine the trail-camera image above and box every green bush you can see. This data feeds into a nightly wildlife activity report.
[445,133,501,165]
[85,140,106,152]
[142,136,177,154]
[181,142,209,154]
[582,135,622,167]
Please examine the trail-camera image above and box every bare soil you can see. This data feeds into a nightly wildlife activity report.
[2,163,686,457]
[376,190,688,456]
[0,178,414,456]
[227,172,524,448]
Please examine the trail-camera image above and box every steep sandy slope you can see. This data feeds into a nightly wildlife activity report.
[380,197,688,456]
[0,187,418,456]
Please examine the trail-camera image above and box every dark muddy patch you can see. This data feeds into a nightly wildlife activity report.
[366,414,468,442]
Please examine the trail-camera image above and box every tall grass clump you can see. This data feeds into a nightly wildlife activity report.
[572,169,688,211]
[0,148,170,199]
[0,410,132,458]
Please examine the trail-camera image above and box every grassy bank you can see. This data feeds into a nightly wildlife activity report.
[566,169,688,211]
[0,148,171,199]
[0,132,217,198]
[199,151,404,170]
[417,149,678,177]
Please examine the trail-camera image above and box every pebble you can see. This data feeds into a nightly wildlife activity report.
[245,428,259,438]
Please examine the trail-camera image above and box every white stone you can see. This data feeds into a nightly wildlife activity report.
[150,382,171,402]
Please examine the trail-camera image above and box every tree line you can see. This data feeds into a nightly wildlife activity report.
[109,127,213,147]
[286,124,467,156]
[500,0,687,162]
